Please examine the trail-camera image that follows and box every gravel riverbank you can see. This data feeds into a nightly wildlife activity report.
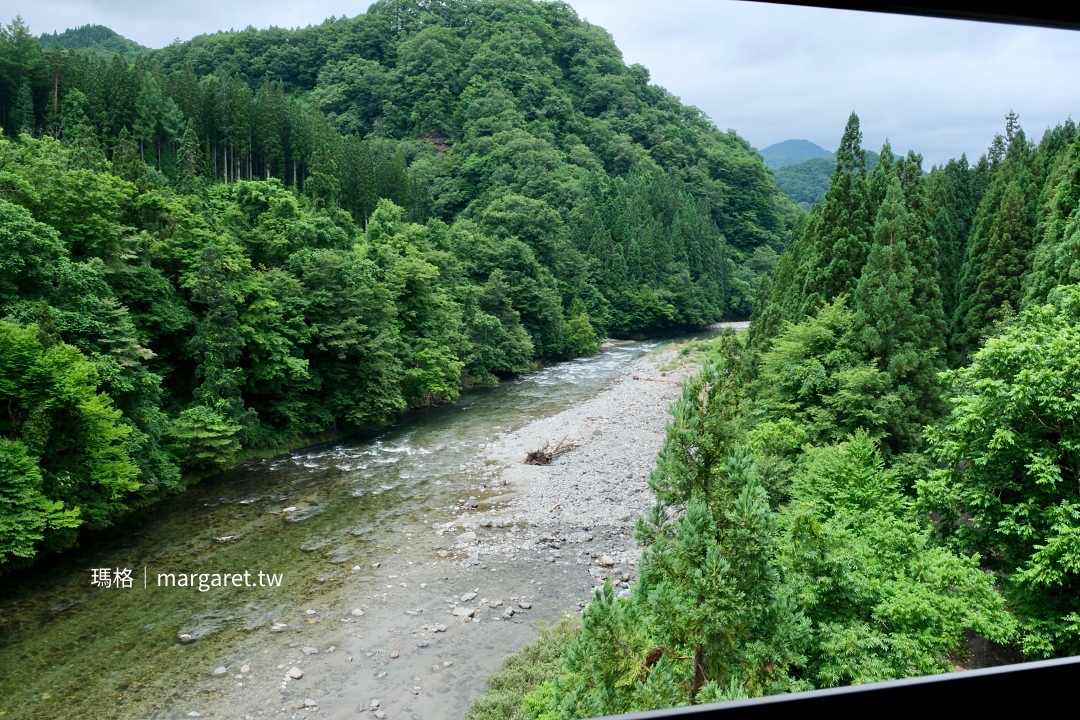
[152,331,740,720]
[433,345,697,601]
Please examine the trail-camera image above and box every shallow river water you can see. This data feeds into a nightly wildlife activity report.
[0,334,718,720]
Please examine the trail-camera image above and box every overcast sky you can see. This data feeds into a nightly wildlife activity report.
[6,0,1080,167]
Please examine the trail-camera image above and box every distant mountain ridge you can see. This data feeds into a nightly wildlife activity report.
[759,139,834,169]
[38,24,148,60]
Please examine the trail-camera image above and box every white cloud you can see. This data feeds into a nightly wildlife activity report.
[567,1,1080,165]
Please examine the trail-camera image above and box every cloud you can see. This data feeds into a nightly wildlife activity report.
[568,0,1080,165]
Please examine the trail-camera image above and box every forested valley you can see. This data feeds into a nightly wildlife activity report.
[2,0,1079,715]
[0,0,795,568]
[505,110,1080,718]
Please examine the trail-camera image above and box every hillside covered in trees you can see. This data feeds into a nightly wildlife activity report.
[37,24,148,60]
[506,111,1080,717]
[0,2,797,567]
[773,148,886,209]
[758,138,832,169]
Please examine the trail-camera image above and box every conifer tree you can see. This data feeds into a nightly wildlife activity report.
[1023,137,1080,305]
[529,358,807,718]
[188,243,247,420]
[864,139,895,217]
[110,126,147,184]
[852,176,941,451]
[305,127,340,208]
[133,71,162,163]
[12,82,32,134]
[925,155,977,325]
[797,112,871,316]
[60,89,108,171]
[356,140,378,226]
[953,114,1036,358]
[895,151,947,354]
[175,120,203,192]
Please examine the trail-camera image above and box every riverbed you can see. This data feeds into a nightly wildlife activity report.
[0,326,740,720]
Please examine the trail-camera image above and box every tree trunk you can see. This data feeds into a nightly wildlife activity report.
[690,646,706,702]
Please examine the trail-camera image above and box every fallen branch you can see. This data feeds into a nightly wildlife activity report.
[524,435,578,465]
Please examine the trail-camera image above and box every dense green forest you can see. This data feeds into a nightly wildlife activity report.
[38,25,149,60]
[6,3,1079,713]
[0,2,796,567]
[511,111,1080,717]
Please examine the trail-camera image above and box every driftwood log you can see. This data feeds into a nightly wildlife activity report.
[524,436,578,465]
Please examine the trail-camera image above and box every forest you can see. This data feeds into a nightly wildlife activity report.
[0,1,795,567]
[1,0,1078,714]
[510,111,1080,718]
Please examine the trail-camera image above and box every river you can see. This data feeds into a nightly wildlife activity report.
[0,330,728,720]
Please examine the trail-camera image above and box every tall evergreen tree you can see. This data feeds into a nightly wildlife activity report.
[953,114,1036,358]
[925,155,977,326]
[175,120,203,192]
[796,112,871,317]
[305,127,340,208]
[852,176,941,451]
[1023,136,1080,306]
[12,81,33,133]
[864,139,895,218]
[132,71,162,163]
[895,151,947,353]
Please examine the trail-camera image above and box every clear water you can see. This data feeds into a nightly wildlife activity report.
[0,333,719,719]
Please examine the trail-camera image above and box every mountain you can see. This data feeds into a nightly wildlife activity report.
[0,0,801,566]
[774,149,885,209]
[759,138,834,169]
[38,24,148,60]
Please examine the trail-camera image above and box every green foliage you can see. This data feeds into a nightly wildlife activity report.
[953,114,1038,359]
[38,24,148,60]
[772,149,887,209]
[0,439,81,564]
[0,321,139,562]
[465,620,579,720]
[533,335,1015,715]
[761,113,873,330]
[168,401,243,469]
[562,303,600,357]
[921,285,1080,657]
[773,156,835,207]
[754,298,901,448]
[852,174,943,452]
[799,113,872,314]
[564,109,1080,718]
[925,154,978,323]
[781,433,1013,686]
[1023,134,1080,307]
